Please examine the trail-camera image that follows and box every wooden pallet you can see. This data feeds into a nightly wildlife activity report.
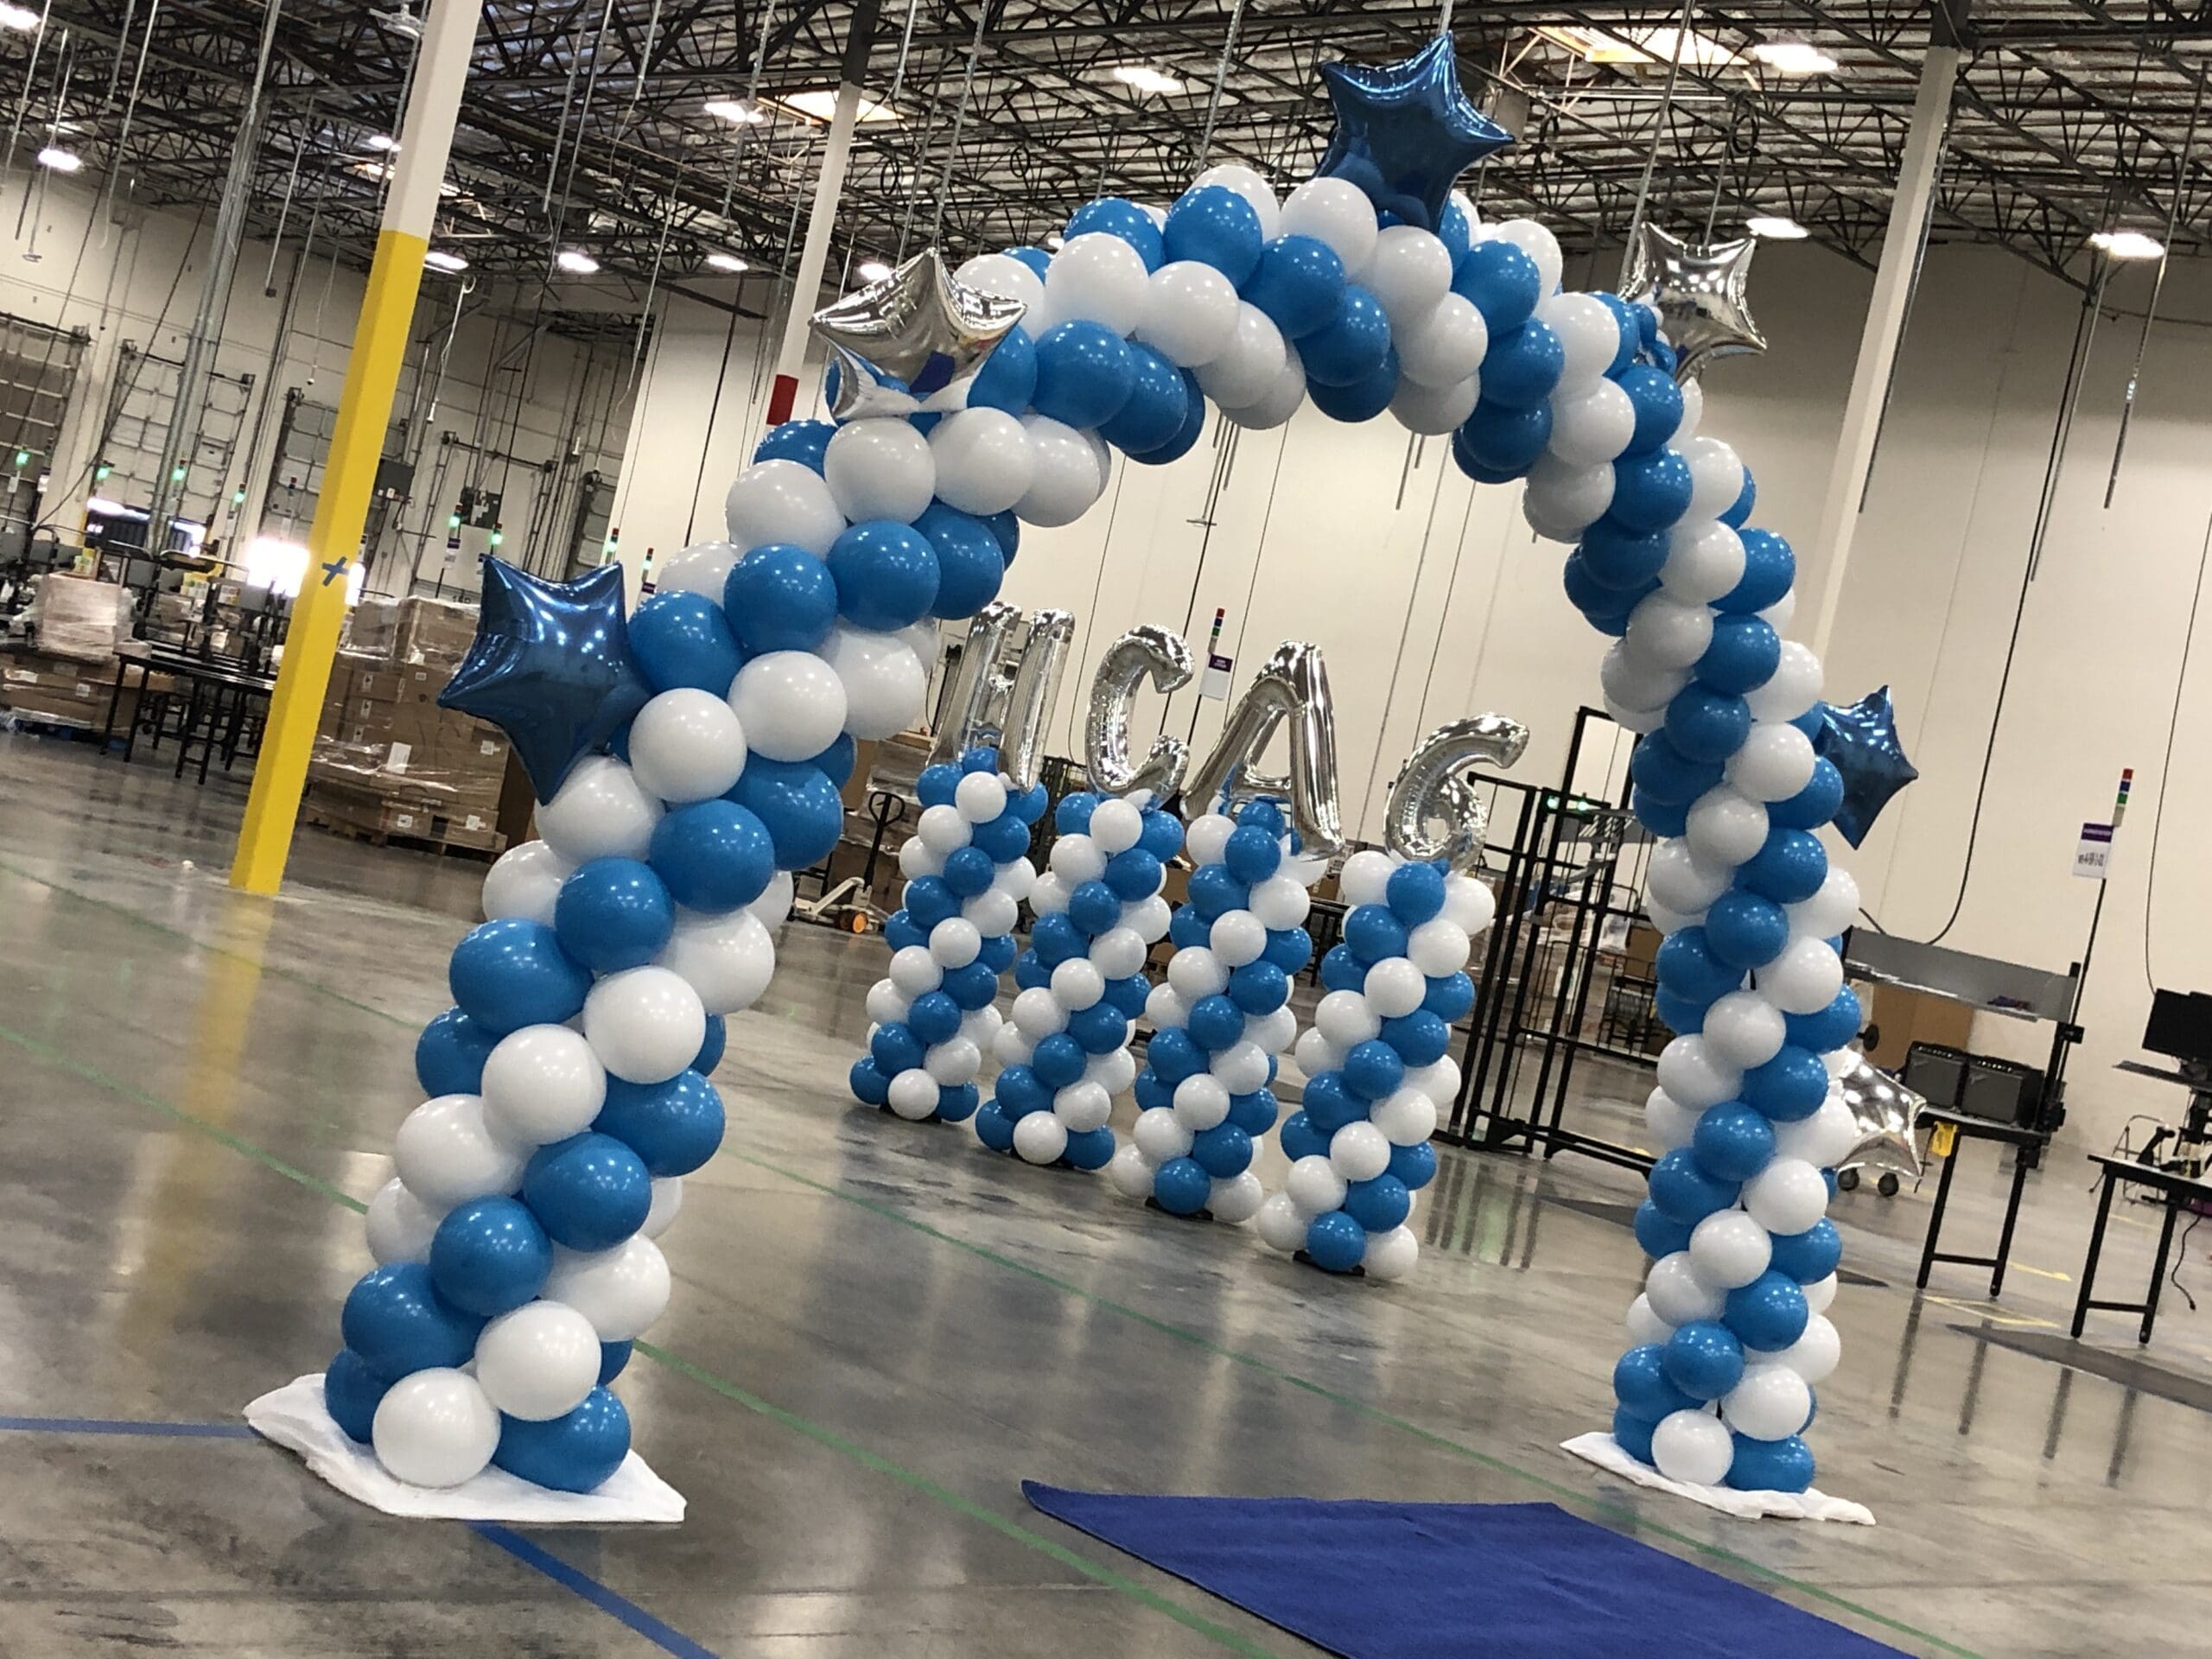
[304,806,504,862]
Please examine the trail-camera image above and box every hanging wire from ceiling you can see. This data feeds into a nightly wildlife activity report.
[2141,503,2212,992]
[1193,0,1250,170]
[716,0,782,227]
[925,1,992,248]
[0,0,58,197]
[97,0,160,246]
[1618,0,1695,279]
[18,26,73,251]
[542,0,610,214]
[2106,72,2204,506]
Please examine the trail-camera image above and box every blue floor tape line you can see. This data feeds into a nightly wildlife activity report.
[472,1524,723,1659]
[0,1414,258,1438]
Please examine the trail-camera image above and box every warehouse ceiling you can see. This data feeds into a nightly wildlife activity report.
[17,0,2212,316]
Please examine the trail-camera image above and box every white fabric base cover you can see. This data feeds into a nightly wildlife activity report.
[247,1374,685,1524]
[1562,1431,1875,1526]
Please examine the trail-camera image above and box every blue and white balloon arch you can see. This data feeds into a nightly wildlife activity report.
[309,32,1867,1510]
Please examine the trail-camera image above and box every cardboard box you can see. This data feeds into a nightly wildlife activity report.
[1857,981,1974,1071]
[0,650,170,731]
[307,779,502,852]
[29,574,131,663]
[394,595,479,664]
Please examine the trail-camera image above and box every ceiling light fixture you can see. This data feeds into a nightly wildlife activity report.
[771,89,899,124]
[705,251,749,272]
[0,3,41,30]
[1751,41,1839,75]
[555,248,601,274]
[1745,214,1809,239]
[423,248,469,272]
[350,158,459,196]
[35,146,79,173]
[1044,231,1065,250]
[1537,24,1742,70]
[2091,228,2164,260]
[703,97,765,124]
[856,258,894,282]
[1112,65,1184,95]
[365,132,400,151]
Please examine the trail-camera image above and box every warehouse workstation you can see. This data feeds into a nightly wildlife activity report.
[6,3,2212,1656]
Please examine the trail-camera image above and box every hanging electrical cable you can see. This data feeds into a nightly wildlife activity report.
[96,0,161,247]
[2141,505,2212,992]
[0,0,57,197]
[924,1,990,247]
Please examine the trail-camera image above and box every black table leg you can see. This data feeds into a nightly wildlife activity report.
[2073,1174,2119,1338]
[99,658,127,753]
[1916,1133,1962,1289]
[2140,1199,2183,1344]
[1992,1150,2032,1299]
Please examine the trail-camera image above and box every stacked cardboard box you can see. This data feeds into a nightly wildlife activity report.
[29,573,132,664]
[0,651,171,732]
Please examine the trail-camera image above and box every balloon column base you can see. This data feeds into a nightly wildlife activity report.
[874,1103,959,1128]
[1293,1249,1367,1278]
[1559,1432,1874,1526]
[1144,1197,1216,1224]
[245,1374,686,1524]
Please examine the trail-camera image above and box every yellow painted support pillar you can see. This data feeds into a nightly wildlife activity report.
[231,0,483,894]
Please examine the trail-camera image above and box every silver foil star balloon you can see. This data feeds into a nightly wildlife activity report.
[809,247,1026,420]
[1834,1050,1925,1181]
[1620,224,1765,384]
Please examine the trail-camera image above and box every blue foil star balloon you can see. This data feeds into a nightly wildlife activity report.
[1815,685,1920,848]
[1313,35,1512,232]
[439,559,652,801]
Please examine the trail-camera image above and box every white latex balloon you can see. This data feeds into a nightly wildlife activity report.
[1389,372,1481,436]
[1371,1086,1438,1147]
[887,1067,939,1120]
[1788,868,1861,940]
[582,966,707,1084]
[1277,176,1378,276]
[1192,162,1281,238]
[1757,938,1845,1016]
[480,1025,607,1146]
[372,1369,499,1488]
[1294,1028,1343,1078]
[1760,589,1797,632]
[920,804,975,855]
[1090,797,1144,853]
[1689,1209,1774,1290]
[1548,379,1636,466]
[1777,1092,1859,1170]
[1167,945,1229,1001]
[1686,786,1770,869]
[1211,909,1268,968]
[927,406,1035,516]
[1802,1272,1839,1315]
[1338,849,1395,905]
[823,417,935,524]
[889,944,943,996]
[1329,1121,1392,1183]
[966,889,1020,937]
[366,1178,442,1264]
[1743,1158,1830,1236]
[1055,1078,1112,1133]
[474,1302,601,1421]
[1015,414,1106,527]
[1255,1190,1308,1251]
[1645,839,1731,916]
[724,458,843,555]
[865,980,908,1027]
[1624,592,1716,671]
[543,1236,671,1340]
[1210,1170,1267,1224]
[1089,1045,1136,1096]
[1220,343,1308,430]
[1626,1293,1675,1346]
[955,251,1047,317]
[1135,1104,1195,1163]
[1285,1154,1349,1217]
[1722,1362,1813,1441]
[1211,1040,1270,1095]
[659,906,776,1015]
[1134,260,1242,366]
[393,1094,525,1210]
[1675,375,1706,442]
[1768,1313,1841,1383]
[1012,1109,1071,1166]
[1407,918,1472,978]
[1051,957,1104,1009]
[654,539,740,601]
[1363,1224,1421,1282]
[1013,986,1068,1039]
[1522,453,1614,536]
[1600,641,1689,718]
[1366,225,1453,327]
[1194,303,1288,409]
[1493,218,1564,295]
[1727,722,1817,803]
[1397,292,1487,389]
[1406,1055,1459,1103]
[482,840,572,926]
[1363,958,1427,1018]
[953,771,1007,823]
[1701,990,1788,1071]
[1651,1408,1734,1485]
[1039,232,1150,334]
[642,1177,682,1239]
[1173,1074,1231,1131]
[1643,1087,1700,1150]
[1662,521,1746,605]
[1746,642,1823,721]
[1315,988,1382,1047]
[1107,1143,1156,1198]
[931,916,983,969]
[820,624,928,740]
[1681,436,1747,522]
[628,688,748,804]
[1184,812,1236,864]
[1656,1035,1742,1110]
[1442,874,1495,934]
[1644,1249,1726,1325]
[729,649,848,760]
[538,756,662,864]
[1540,292,1624,384]
[1249,874,1312,931]
[752,868,794,928]
[1027,871,1068,915]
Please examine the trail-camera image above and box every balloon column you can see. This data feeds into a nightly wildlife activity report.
[1107,799,1319,1222]
[848,746,1046,1123]
[979,792,1182,1168]
[1253,850,1492,1281]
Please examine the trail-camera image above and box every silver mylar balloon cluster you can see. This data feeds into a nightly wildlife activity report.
[1831,1051,1925,1181]
[1620,224,1766,385]
[810,248,1027,421]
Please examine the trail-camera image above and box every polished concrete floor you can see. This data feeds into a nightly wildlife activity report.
[0,733,2206,1658]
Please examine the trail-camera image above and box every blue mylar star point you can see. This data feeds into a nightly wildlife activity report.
[437,558,652,802]
[1816,685,1920,849]
[1313,35,1513,233]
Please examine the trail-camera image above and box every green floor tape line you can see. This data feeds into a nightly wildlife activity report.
[0,861,1978,1659]
[0,1019,1285,1659]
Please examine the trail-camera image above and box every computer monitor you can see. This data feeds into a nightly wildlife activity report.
[2143,989,2212,1070]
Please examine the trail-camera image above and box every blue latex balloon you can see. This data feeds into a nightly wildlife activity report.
[1663,1319,1746,1401]
[1344,904,1408,964]
[828,521,939,630]
[1655,988,1710,1034]
[753,418,836,471]
[1785,986,1861,1055]
[1614,1343,1699,1420]
[1726,1433,1815,1493]
[341,1262,482,1380]
[1344,1173,1411,1233]
[1438,199,1471,262]
[1386,860,1446,924]
[1648,1147,1740,1224]
[1262,926,1313,975]
[1719,527,1794,614]
[967,321,1037,416]
[555,857,675,974]
[1663,687,1751,765]
[1229,1088,1279,1136]
[494,1387,632,1493]
[1769,756,1847,833]
[1635,791,1690,838]
[1309,346,1401,423]
[323,1348,388,1444]
[1743,1046,1830,1122]
[1191,1122,1255,1179]
[1721,468,1758,529]
[1056,791,1099,834]
[599,1340,632,1383]
[1770,1217,1843,1283]
[650,799,774,912]
[524,1133,653,1252]
[940,846,995,902]
[1693,1101,1777,1183]
[693,1013,727,1077]
[1815,685,1920,849]
[1319,944,1364,993]
[1311,35,1510,231]
[1452,238,1541,332]
[449,918,591,1035]
[1229,960,1290,1014]
[1300,285,1392,386]
[1279,1109,1328,1162]
[1033,1032,1088,1090]
[1154,1155,1213,1215]
[1302,1074,1360,1135]
[996,1065,1048,1116]
[1344,1039,1405,1102]
[1188,994,1244,1052]
[725,543,837,654]
[1105,846,1164,900]
[1162,184,1265,283]
[912,502,1004,620]
[1221,825,1281,884]
[1069,1003,1129,1054]
[1304,1209,1370,1272]
[1381,1011,1449,1067]
[1698,616,1782,696]
[938,1082,982,1124]
[416,1007,498,1096]
[1243,234,1347,339]
[1032,320,1137,429]
[1064,1124,1116,1168]
[1452,398,1551,476]
[1612,1407,1658,1465]
[1615,365,1683,455]
[1629,732,1722,807]
[1609,448,1695,532]
[1423,970,1475,1022]
[1633,1199,1694,1259]
[1478,319,1564,408]
[1098,343,1189,455]
[906,989,963,1046]
[1737,829,1828,906]
[430,1195,552,1317]
[811,733,859,788]
[629,592,743,695]
[596,1070,725,1176]
[1704,890,1789,970]
[1131,376,1206,465]
[915,763,960,808]
[1145,1027,1202,1085]
[973,1102,1016,1151]
[1580,520,1671,590]
[726,757,841,869]
[1726,1270,1811,1351]
[1067,879,1122,934]
[871,1021,925,1076]
[439,559,652,801]
[849,1056,890,1105]
[1065,196,1165,269]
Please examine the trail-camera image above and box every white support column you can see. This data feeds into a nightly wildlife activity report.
[1805,42,1959,659]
